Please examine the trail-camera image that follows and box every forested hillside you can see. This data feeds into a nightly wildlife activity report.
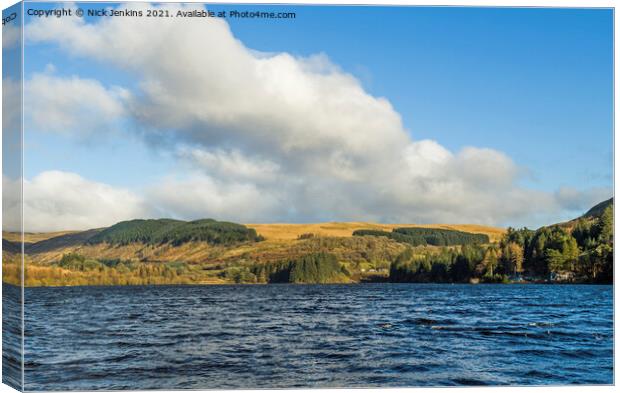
[389,200,613,284]
[88,219,263,246]
[250,253,349,284]
[353,227,489,246]
[1,202,611,287]
[582,198,613,219]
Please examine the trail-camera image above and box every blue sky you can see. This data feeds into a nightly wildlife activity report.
[17,3,613,230]
[222,5,614,192]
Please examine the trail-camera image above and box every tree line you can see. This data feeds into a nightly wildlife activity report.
[389,205,613,284]
[88,218,263,246]
[238,252,348,284]
[353,227,489,247]
[11,253,196,286]
[509,204,612,283]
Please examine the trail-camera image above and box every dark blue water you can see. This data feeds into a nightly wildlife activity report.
[9,283,615,390]
[2,284,22,390]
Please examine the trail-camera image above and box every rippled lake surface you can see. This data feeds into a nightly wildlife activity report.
[9,283,614,390]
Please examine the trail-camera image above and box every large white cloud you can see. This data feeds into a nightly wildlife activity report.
[148,174,283,224]
[23,4,611,228]
[3,172,151,232]
[24,72,129,136]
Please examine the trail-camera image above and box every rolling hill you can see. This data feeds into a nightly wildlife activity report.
[246,222,504,242]
[2,197,612,286]
[3,220,503,257]
[2,219,504,286]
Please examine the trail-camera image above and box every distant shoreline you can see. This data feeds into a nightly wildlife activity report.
[3,201,613,287]
[3,281,612,289]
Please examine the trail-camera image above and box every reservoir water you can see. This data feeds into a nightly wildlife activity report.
[4,283,613,390]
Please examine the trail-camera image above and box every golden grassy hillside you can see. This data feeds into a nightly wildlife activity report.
[247,222,506,243]
[4,222,505,266]
[2,231,80,243]
[3,221,506,287]
[3,222,504,246]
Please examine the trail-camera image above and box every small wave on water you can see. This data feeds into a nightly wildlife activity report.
[403,317,458,326]
[5,283,612,390]
[528,321,557,327]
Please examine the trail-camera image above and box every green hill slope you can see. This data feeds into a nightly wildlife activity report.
[583,198,613,219]
[87,218,263,246]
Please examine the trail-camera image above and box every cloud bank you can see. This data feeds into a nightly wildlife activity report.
[25,72,130,136]
[4,172,150,233]
[19,4,610,231]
